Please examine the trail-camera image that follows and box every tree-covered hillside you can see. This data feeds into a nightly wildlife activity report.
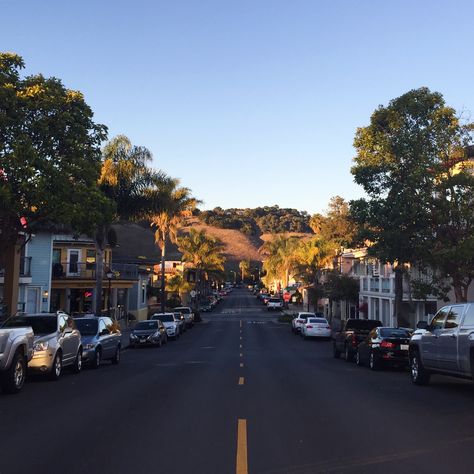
[198,206,312,235]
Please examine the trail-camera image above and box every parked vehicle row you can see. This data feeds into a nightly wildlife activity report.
[291,312,332,340]
[0,305,200,395]
[331,302,474,388]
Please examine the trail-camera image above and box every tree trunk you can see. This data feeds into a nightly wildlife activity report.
[3,240,21,317]
[160,234,166,312]
[94,227,106,315]
[453,277,468,303]
[394,264,407,327]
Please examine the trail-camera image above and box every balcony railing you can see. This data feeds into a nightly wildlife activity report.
[0,257,32,278]
[52,262,139,280]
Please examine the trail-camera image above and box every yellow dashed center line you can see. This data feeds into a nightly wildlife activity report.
[238,376,245,385]
[236,419,248,474]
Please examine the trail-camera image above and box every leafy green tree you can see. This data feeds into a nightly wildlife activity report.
[422,149,474,301]
[0,52,108,315]
[350,87,472,324]
[0,52,108,243]
[309,196,357,248]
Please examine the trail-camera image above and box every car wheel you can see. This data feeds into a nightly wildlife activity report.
[410,351,430,385]
[72,349,83,374]
[0,349,26,394]
[49,352,63,381]
[369,352,379,371]
[345,345,353,362]
[112,346,121,365]
[333,343,340,359]
[355,349,362,367]
[92,348,101,369]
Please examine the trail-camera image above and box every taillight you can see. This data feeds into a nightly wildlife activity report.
[380,341,396,349]
[307,325,313,329]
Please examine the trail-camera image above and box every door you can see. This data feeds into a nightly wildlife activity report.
[421,307,449,369]
[58,315,73,363]
[67,249,81,276]
[98,318,112,357]
[438,305,465,372]
[26,288,40,313]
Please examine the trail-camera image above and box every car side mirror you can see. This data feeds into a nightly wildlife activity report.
[416,321,429,330]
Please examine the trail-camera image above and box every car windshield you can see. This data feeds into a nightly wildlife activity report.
[379,328,411,338]
[135,321,157,330]
[74,319,98,336]
[152,314,174,322]
[175,308,190,315]
[346,320,382,330]
[269,299,280,303]
[3,316,57,335]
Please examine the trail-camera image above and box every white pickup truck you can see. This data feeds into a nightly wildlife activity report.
[0,327,34,394]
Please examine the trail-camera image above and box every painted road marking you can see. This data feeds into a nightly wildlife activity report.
[240,362,244,368]
[238,377,245,385]
[236,419,248,474]
[240,320,243,328]
[240,353,243,357]
[240,344,243,349]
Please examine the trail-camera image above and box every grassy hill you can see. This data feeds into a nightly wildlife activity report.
[182,217,313,271]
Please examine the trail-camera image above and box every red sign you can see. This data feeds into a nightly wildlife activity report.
[283,292,291,303]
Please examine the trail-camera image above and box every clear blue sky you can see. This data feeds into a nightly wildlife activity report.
[2,0,473,214]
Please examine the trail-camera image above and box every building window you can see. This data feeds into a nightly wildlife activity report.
[86,249,96,270]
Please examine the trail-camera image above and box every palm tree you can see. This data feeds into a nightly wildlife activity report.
[94,135,170,314]
[261,235,300,290]
[150,180,198,312]
[177,229,226,313]
[239,260,250,282]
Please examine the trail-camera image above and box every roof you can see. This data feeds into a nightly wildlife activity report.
[112,223,182,265]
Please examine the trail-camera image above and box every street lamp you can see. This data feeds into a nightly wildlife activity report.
[106,270,113,317]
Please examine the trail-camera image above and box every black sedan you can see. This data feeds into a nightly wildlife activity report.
[129,320,167,348]
[355,327,412,370]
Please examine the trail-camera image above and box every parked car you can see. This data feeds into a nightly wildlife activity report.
[355,327,411,370]
[301,317,332,340]
[333,318,383,361]
[267,298,284,311]
[173,312,187,333]
[292,312,321,333]
[0,325,34,393]
[3,313,83,380]
[409,303,474,385]
[150,313,180,339]
[174,307,194,327]
[130,320,167,348]
[74,316,121,368]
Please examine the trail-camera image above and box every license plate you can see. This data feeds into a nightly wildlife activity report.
[140,339,146,344]
[400,344,408,351]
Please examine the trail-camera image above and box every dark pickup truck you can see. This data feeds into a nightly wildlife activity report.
[333,318,383,361]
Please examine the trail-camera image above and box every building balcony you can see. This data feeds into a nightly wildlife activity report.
[0,257,32,284]
[51,262,139,281]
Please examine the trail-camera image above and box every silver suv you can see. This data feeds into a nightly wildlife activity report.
[410,302,474,385]
[3,313,83,380]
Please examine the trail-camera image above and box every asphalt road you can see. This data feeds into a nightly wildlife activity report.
[2,289,474,474]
